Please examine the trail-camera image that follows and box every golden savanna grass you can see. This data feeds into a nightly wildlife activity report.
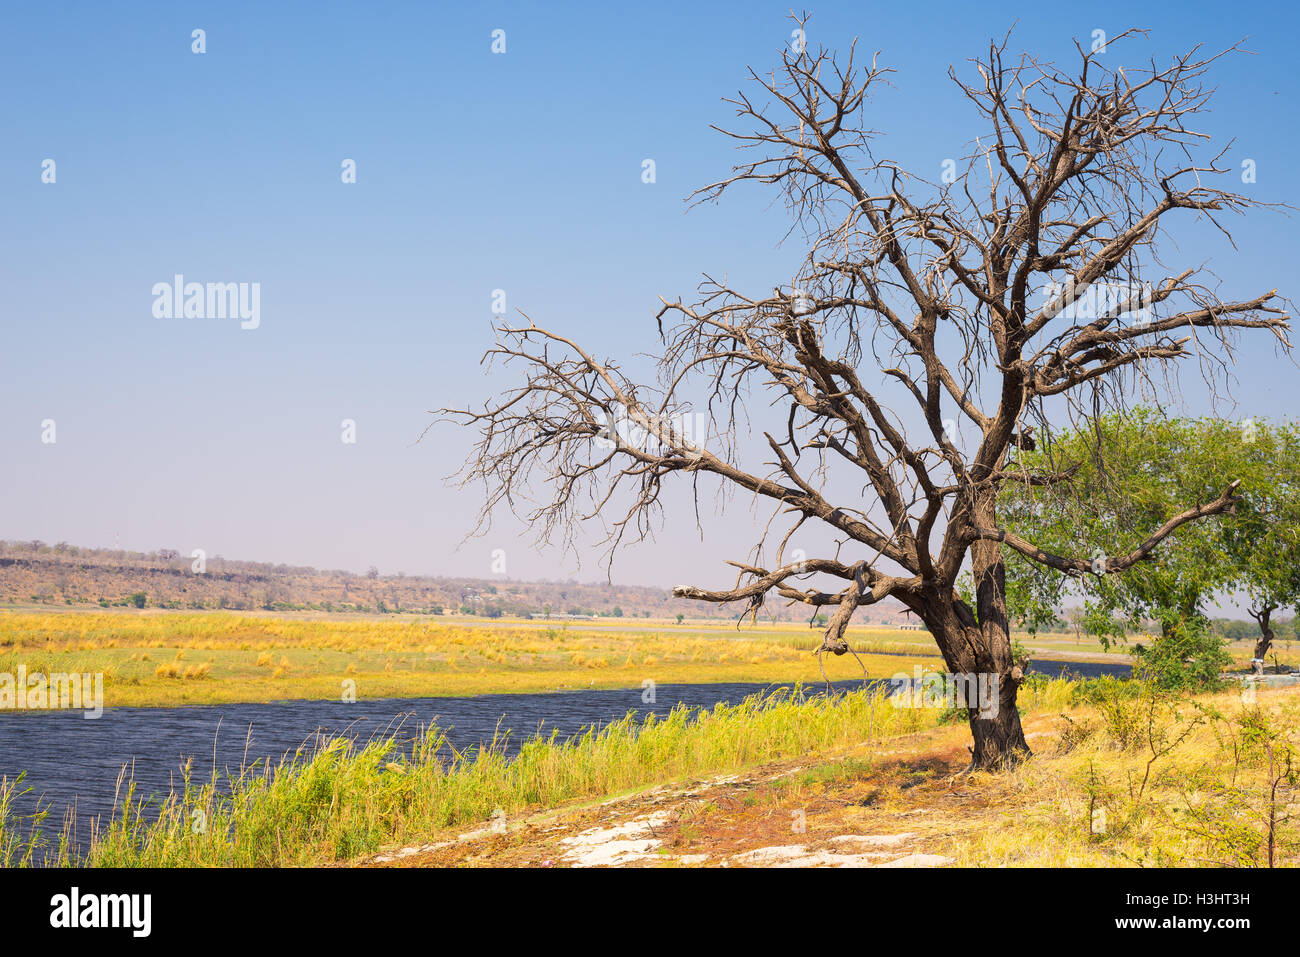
[0,610,949,707]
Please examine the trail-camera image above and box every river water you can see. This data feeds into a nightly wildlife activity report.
[0,658,1128,850]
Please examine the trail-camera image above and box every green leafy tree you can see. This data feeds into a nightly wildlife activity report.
[1221,420,1300,659]
[1001,411,1300,676]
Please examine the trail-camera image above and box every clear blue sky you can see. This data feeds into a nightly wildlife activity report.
[2,0,1297,588]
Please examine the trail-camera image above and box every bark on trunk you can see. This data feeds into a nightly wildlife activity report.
[922,611,1031,771]
[968,668,1031,769]
[964,490,1031,769]
[1253,605,1276,662]
[909,490,1032,770]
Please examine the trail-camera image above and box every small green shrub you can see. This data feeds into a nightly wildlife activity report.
[1133,616,1231,691]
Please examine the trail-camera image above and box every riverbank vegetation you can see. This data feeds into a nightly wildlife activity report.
[3,684,946,866]
[2,677,1294,867]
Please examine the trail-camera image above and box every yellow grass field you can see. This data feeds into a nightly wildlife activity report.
[0,609,965,708]
[5,606,1283,710]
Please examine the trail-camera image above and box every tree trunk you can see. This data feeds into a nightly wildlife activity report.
[916,490,1032,770]
[922,612,1032,773]
[1253,605,1276,662]
[924,612,1032,770]
[969,684,1031,769]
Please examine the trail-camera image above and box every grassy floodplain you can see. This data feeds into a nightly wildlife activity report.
[0,605,1286,709]
[0,608,959,708]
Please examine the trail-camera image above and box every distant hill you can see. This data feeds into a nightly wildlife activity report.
[0,539,917,625]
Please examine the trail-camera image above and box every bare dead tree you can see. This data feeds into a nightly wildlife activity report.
[440,19,1291,769]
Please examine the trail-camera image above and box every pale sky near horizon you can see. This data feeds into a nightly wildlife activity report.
[3,0,1297,594]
